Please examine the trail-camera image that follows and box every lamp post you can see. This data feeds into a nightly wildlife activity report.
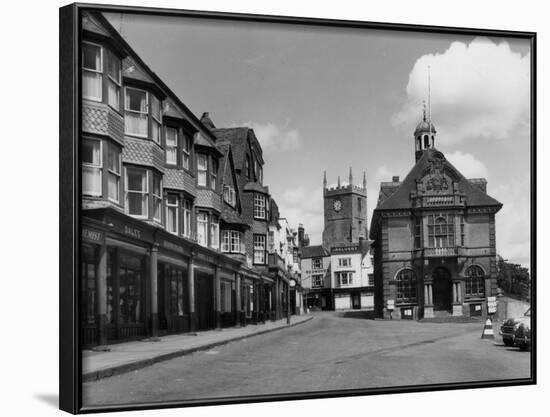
[288,278,296,324]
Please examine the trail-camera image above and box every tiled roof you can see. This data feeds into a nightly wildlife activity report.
[211,128,249,169]
[243,182,269,194]
[200,112,216,129]
[301,245,329,259]
[374,148,502,211]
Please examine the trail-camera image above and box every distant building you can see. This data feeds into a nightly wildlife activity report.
[370,109,502,320]
[300,169,375,311]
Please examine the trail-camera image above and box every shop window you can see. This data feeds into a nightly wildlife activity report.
[82,41,102,101]
[106,50,121,110]
[107,144,121,203]
[197,212,208,246]
[81,244,97,325]
[119,254,143,324]
[465,265,485,298]
[150,94,162,144]
[182,134,191,170]
[126,167,148,217]
[210,216,219,249]
[166,194,179,234]
[254,193,266,219]
[152,173,162,223]
[165,127,178,165]
[396,268,417,302]
[253,234,266,264]
[182,199,192,238]
[82,138,102,196]
[124,87,148,137]
[220,282,232,313]
[197,154,208,187]
[167,265,186,317]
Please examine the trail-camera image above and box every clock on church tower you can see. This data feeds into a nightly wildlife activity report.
[322,169,368,250]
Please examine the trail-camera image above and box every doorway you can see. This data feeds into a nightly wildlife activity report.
[432,267,452,311]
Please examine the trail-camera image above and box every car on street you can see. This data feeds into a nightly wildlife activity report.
[500,307,531,348]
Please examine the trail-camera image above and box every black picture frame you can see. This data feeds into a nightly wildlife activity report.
[60,3,537,414]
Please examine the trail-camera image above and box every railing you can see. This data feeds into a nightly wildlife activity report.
[424,196,454,206]
[424,247,458,257]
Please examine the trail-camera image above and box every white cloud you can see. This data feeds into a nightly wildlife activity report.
[277,186,324,245]
[393,37,530,145]
[492,179,531,270]
[237,121,301,153]
[446,151,488,179]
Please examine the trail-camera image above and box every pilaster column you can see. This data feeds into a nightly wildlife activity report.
[149,244,159,338]
[214,265,221,329]
[235,273,241,327]
[260,278,265,324]
[97,243,108,346]
[188,255,196,332]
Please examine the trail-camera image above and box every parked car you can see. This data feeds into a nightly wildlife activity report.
[500,307,530,348]
[514,310,531,351]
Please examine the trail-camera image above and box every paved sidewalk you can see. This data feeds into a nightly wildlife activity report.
[82,315,313,382]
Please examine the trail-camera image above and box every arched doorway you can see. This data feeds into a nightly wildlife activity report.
[432,267,452,312]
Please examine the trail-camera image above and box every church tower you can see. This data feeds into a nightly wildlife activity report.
[414,102,437,162]
[322,168,368,251]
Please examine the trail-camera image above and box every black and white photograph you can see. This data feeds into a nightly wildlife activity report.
[56,1,537,414]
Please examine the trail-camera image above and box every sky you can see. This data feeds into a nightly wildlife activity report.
[105,12,532,269]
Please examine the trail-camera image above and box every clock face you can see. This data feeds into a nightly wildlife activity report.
[333,199,342,212]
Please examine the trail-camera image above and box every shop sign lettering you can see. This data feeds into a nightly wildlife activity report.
[124,226,141,239]
[82,228,103,242]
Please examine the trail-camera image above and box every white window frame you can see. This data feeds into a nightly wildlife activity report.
[152,174,162,223]
[338,257,351,267]
[210,217,220,249]
[124,86,149,138]
[125,167,149,218]
[106,144,121,203]
[165,127,178,165]
[254,193,266,219]
[197,154,208,187]
[338,271,353,286]
[166,194,179,235]
[210,159,218,191]
[106,49,121,110]
[82,138,102,197]
[183,199,192,238]
[312,274,324,288]
[312,258,322,270]
[150,94,162,145]
[253,234,266,264]
[82,41,103,102]
[197,212,208,247]
[182,134,191,170]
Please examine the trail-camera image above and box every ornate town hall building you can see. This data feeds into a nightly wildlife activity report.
[369,110,502,320]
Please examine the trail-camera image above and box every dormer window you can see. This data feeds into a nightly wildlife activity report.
[223,185,236,206]
[197,154,208,186]
[106,50,121,110]
[165,127,178,165]
[82,42,103,101]
[151,95,162,144]
[210,159,218,191]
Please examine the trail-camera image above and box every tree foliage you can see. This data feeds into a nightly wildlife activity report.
[497,257,530,301]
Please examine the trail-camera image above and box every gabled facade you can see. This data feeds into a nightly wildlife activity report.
[370,111,502,320]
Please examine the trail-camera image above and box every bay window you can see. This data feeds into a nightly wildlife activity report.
[165,127,178,165]
[151,95,162,144]
[166,194,179,234]
[107,144,121,203]
[124,87,148,137]
[82,42,102,101]
[106,50,121,110]
[223,185,236,206]
[254,193,266,219]
[210,216,219,249]
[126,167,148,217]
[197,154,208,186]
[197,212,208,246]
[253,234,266,264]
[82,138,102,196]
[182,199,192,238]
[182,134,191,170]
[152,174,162,223]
